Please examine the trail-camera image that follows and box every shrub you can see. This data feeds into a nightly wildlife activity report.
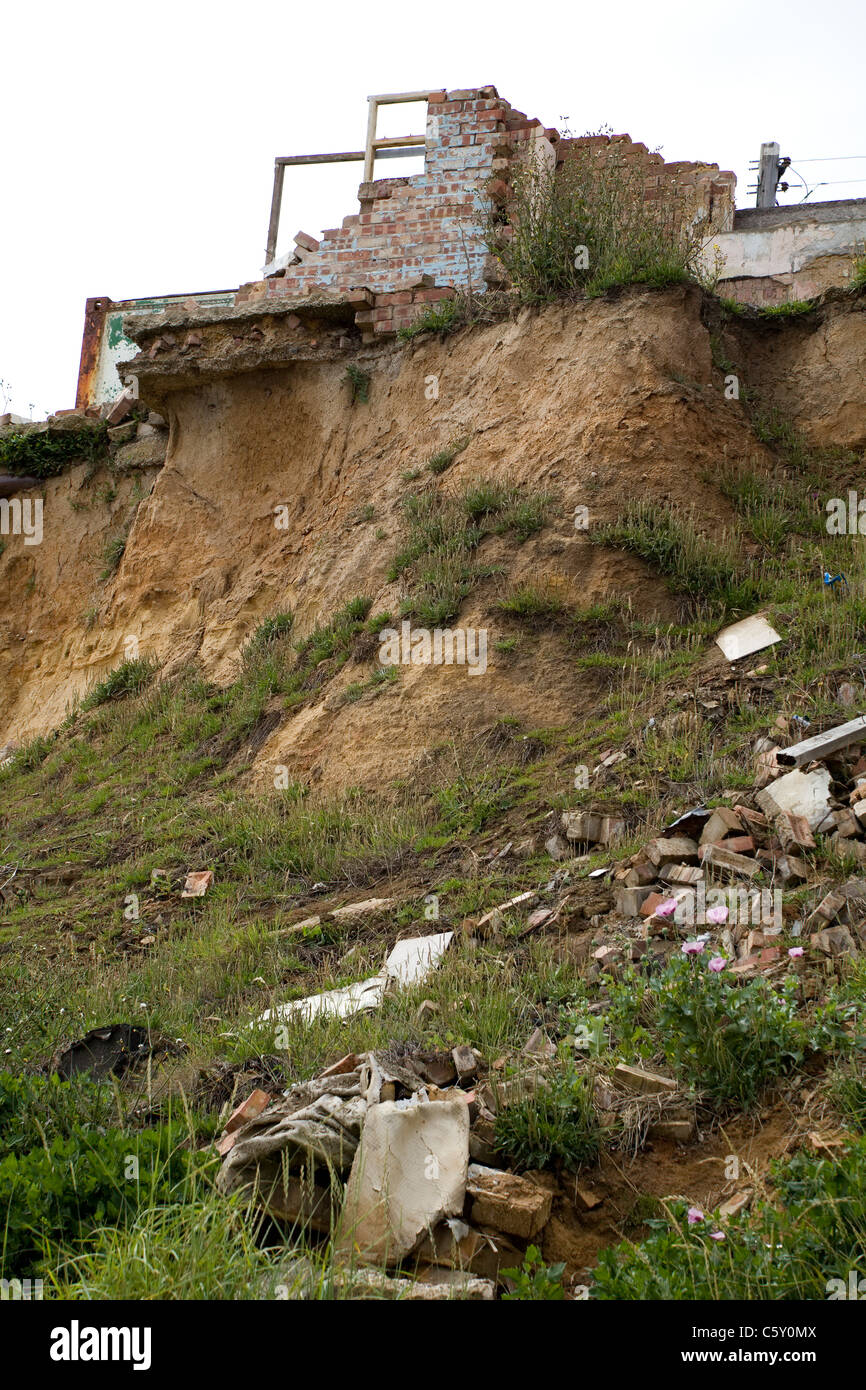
[397,296,464,340]
[651,952,807,1106]
[494,1065,601,1171]
[344,365,370,404]
[0,1111,215,1278]
[498,581,564,624]
[0,421,109,479]
[243,611,295,657]
[427,435,471,475]
[501,1244,567,1299]
[484,140,706,303]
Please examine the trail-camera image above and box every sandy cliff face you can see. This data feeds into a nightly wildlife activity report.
[2,285,863,790]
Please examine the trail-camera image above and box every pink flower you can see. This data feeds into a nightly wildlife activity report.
[788,946,804,959]
[709,1230,725,1241]
[682,940,704,956]
[706,905,729,925]
[687,1206,704,1224]
[708,956,726,972]
[656,897,679,918]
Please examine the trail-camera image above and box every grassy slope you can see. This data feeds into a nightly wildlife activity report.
[2,300,866,1298]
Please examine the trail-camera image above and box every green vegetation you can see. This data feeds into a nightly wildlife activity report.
[592,499,758,614]
[483,140,705,303]
[494,1066,601,1171]
[81,657,158,710]
[653,953,813,1107]
[427,434,471,475]
[344,365,370,404]
[0,421,109,478]
[758,300,813,318]
[388,478,553,627]
[100,532,128,579]
[593,1139,866,1299]
[397,296,463,340]
[502,1245,567,1300]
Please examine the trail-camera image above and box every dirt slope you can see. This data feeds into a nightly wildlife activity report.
[2,284,863,791]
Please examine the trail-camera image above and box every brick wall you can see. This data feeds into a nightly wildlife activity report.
[556,133,735,234]
[233,89,736,341]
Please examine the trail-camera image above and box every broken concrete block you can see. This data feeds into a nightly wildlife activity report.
[466,1165,552,1239]
[659,863,704,885]
[614,1063,677,1096]
[331,896,395,921]
[561,811,625,845]
[811,924,858,956]
[338,1099,469,1266]
[778,854,809,882]
[414,1220,520,1279]
[344,1267,494,1300]
[699,843,761,878]
[719,1190,753,1221]
[614,885,655,917]
[451,1045,478,1082]
[699,808,744,845]
[114,435,167,471]
[224,1088,271,1135]
[776,715,866,769]
[181,869,213,897]
[647,1117,694,1143]
[545,834,569,861]
[644,836,699,867]
[262,975,387,1025]
[776,811,816,851]
[806,889,846,929]
[757,768,834,832]
[624,860,657,886]
[832,808,860,839]
[105,389,136,426]
[639,891,666,917]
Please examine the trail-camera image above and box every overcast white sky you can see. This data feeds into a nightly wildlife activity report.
[2,0,864,418]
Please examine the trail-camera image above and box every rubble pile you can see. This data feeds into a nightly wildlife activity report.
[216,1043,555,1295]
[556,712,866,979]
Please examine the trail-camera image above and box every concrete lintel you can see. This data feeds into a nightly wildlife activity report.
[122,293,362,344]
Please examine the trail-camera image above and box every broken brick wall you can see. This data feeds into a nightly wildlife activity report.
[237,89,736,341]
[556,133,736,233]
[239,86,560,339]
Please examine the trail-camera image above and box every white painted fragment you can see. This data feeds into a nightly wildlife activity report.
[384,931,454,985]
[261,975,387,1025]
[715,613,782,662]
[756,766,834,833]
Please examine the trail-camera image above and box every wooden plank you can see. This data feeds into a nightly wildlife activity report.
[265,161,285,266]
[776,715,866,767]
[364,96,379,183]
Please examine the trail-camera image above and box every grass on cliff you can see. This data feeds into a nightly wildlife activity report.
[388,477,554,626]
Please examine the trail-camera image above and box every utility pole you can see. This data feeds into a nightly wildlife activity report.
[754,141,791,208]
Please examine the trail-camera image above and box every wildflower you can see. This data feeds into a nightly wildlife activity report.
[682,940,704,956]
[656,897,679,918]
[706,904,728,925]
[708,955,726,972]
[687,1206,703,1224]
[788,946,804,959]
[709,1230,725,1241]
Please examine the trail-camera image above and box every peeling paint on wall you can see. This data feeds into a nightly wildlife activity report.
[77,290,238,410]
